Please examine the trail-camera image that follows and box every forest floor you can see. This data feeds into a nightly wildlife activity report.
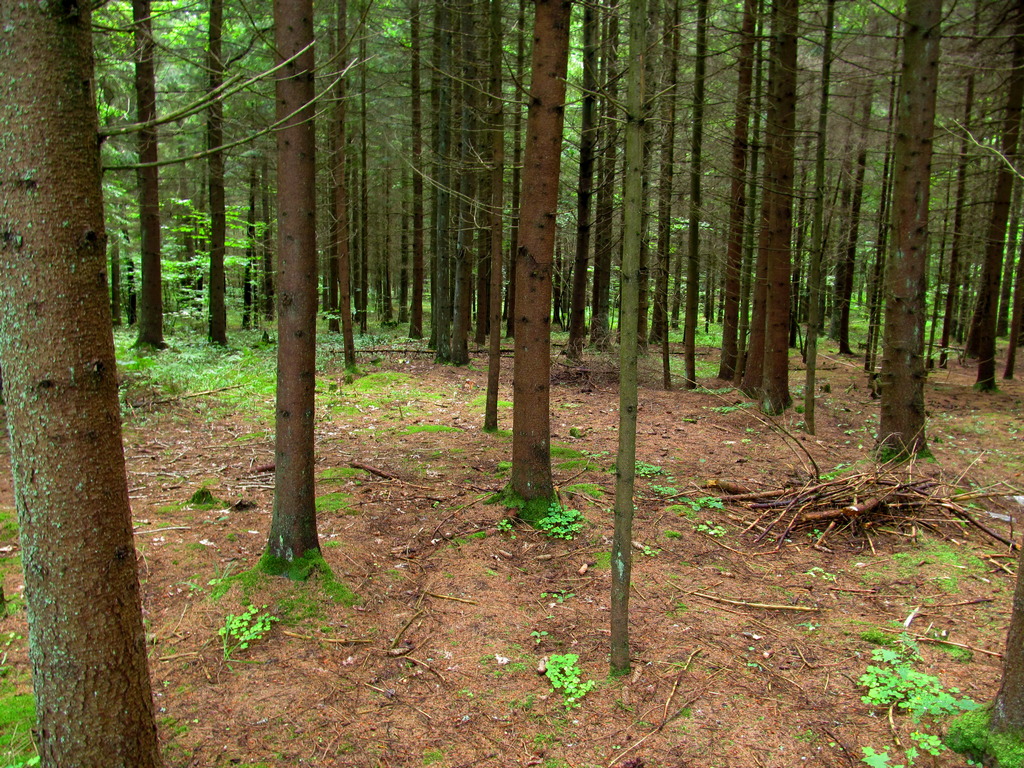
[1,329,1023,768]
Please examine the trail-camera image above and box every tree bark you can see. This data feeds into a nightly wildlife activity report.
[265,0,321,569]
[682,0,708,388]
[0,3,163,763]
[565,0,599,360]
[969,9,1024,390]
[803,0,835,435]
[590,2,619,350]
[484,0,505,432]
[207,0,227,345]
[877,0,941,458]
[510,0,571,504]
[409,0,426,339]
[612,0,645,676]
[718,0,757,380]
[133,0,164,348]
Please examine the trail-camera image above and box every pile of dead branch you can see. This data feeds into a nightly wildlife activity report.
[707,471,1019,551]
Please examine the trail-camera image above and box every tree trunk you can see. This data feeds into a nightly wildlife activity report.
[510,0,571,505]
[611,0,645,676]
[335,0,356,367]
[357,28,370,335]
[991,535,1024,737]
[682,0,708,388]
[969,10,1024,391]
[0,4,163,763]
[433,0,455,359]
[452,0,478,366]
[111,233,123,327]
[718,0,757,380]
[262,159,275,323]
[484,0,505,432]
[264,0,321,570]
[506,0,527,340]
[650,0,680,360]
[409,0,426,339]
[244,168,257,330]
[1004,232,1024,378]
[590,3,619,349]
[876,0,941,458]
[565,0,599,360]
[133,0,164,348]
[207,0,227,345]
[803,0,835,435]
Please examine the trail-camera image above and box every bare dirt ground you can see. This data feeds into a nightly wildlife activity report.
[1,338,1023,768]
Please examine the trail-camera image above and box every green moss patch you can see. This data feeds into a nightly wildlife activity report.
[258,550,358,606]
[188,487,224,510]
[350,371,413,392]
[0,693,35,762]
[563,483,604,498]
[946,707,1024,767]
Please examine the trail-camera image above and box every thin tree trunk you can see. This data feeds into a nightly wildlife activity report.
[262,160,275,323]
[434,0,455,359]
[565,0,599,360]
[452,0,477,366]
[683,0,708,388]
[207,0,227,345]
[612,0,644,677]
[357,26,370,335]
[803,0,835,436]
[484,0,505,432]
[409,0,425,339]
[244,167,257,330]
[133,0,164,348]
[591,2,619,349]
[111,233,123,327]
[718,0,756,380]
[969,10,1024,391]
[877,0,941,458]
[505,0,527,340]
[1004,232,1024,378]
[650,0,680,358]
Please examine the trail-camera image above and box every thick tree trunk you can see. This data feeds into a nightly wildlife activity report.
[877,0,941,458]
[718,0,756,380]
[510,0,571,504]
[0,4,163,763]
[207,0,227,344]
[265,0,321,569]
[133,0,164,348]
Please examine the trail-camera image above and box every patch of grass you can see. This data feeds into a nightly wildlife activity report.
[315,492,353,514]
[318,467,367,482]
[562,483,604,498]
[0,510,17,541]
[422,748,446,765]
[666,503,698,520]
[594,551,612,569]
[0,693,35,765]
[469,395,511,409]
[350,371,413,393]
[663,530,683,539]
[555,459,600,472]
[550,445,584,459]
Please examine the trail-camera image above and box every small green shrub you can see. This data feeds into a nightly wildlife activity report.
[536,503,585,540]
[544,653,595,710]
[219,605,278,663]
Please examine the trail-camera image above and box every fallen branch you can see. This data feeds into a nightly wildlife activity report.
[682,588,821,613]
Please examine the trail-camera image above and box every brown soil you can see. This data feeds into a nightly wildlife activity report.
[2,341,1023,768]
